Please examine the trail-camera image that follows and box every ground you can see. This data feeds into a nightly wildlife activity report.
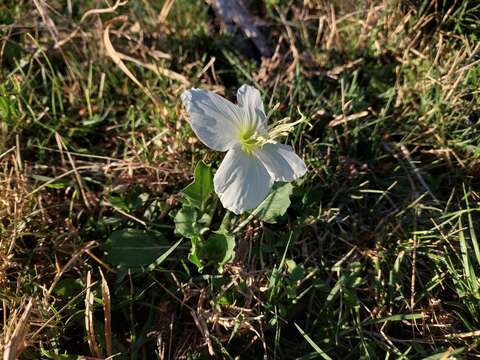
[1,0,480,358]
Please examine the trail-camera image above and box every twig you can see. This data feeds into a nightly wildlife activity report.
[32,0,59,43]
[100,269,112,357]
[3,299,34,360]
[190,311,215,356]
[45,241,97,302]
[80,0,127,23]
[85,271,102,358]
[56,133,91,210]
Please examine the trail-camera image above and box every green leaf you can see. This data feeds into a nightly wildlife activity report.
[188,236,204,269]
[40,350,79,360]
[147,239,183,271]
[294,323,333,360]
[203,232,235,271]
[54,278,83,299]
[181,161,213,209]
[31,174,71,189]
[104,228,169,268]
[188,251,203,269]
[109,191,149,212]
[190,231,235,272]
[422,347,465,360]
[286,259,305,283]
[174,205,209,239]
[362,313,424,325]
[108,194,130,211]
[254,182,293,223]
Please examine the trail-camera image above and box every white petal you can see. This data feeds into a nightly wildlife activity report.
[255,143,307,182]
[237,85,266,132]
[181,88,244,151]
[214,147,273,214]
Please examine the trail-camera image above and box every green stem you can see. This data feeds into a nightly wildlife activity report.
[232,207,261,234]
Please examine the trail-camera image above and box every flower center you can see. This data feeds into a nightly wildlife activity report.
[239,128,260,154]
[238,113,306,154]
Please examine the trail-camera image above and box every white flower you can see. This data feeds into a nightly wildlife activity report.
[181,85,307,215]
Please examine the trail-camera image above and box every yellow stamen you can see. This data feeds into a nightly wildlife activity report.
[239,109,307,152]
